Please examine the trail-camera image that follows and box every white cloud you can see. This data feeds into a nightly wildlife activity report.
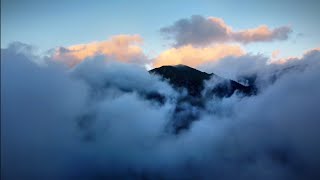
[2,43,320,179]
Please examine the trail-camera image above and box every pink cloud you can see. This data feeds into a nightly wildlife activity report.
[53,35,147,66]
[272,49,281,59]
[232,25,292,44]
[271,47,320,64]
[161,15,292,47]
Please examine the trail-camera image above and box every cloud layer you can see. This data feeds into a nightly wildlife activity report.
[161,15,292,47]
[2,43,320,180]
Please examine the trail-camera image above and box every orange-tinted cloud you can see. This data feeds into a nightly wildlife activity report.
[272,49,281,59]
[161,15,292,47]
[232,25,292,44]
[153,44,244,68]
[271,47,320,64]
[53,35,147,66]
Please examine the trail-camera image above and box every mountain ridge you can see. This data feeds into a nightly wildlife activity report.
[149,64,255,97]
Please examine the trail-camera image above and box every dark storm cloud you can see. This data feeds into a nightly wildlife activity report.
[1,43,320,180]
[161,15,292,47]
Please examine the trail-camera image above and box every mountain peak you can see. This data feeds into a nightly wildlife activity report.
[149,65,212,96]
[173,64,194,69]
[149,64,254,97]
[174,64,188,67]
[151,65,210,75]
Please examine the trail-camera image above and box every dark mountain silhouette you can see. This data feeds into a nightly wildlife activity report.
[150,65,255,97]
[149,65,256,134]
[148,65,258,134]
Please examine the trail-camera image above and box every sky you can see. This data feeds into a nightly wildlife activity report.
[2,0,320,62]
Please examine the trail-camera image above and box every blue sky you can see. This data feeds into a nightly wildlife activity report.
[2,0,320,58]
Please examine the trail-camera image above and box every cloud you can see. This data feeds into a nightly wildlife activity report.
[71,56,176,97]
[1,44,89,180]
[272,49,281,59]
[274,47,320,64]
[153,44,244,68]
[198,47,320,89]
[52,34,148,66]
[232,25,292,44]
[161,15,292,47]
[160,16,231,47]
[1,43,176,179]
[2,43,320,179]
[197,60,320,179]
[198,54,268,80]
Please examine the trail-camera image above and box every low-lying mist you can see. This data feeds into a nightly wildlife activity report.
[2,43,320,180]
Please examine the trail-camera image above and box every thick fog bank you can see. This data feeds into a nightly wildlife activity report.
[1,43,320,179]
